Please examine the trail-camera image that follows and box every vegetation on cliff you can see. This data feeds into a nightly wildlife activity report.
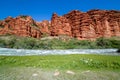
[0,35,120,49]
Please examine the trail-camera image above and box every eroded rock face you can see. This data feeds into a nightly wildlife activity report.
[51,10,120,40]
[36,20,51,37]
[87,10,120,38]
[0,10,120,40]
[50,13,72,37]
[0,16,41,38]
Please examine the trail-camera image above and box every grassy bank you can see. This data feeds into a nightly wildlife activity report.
[0,54,120,70]
[0,35,120,49]
[0,54,120,80]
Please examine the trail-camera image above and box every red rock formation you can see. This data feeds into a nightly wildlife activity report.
[36,20,51,37]
[0,16,41,38]
[50,13,72,37]
[0,10,120,40]
[87,10,120,38]
[51,10,120,40]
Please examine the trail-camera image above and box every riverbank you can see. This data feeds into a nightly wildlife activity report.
[0,35,120,49]
[0,54,120,80]
[0,54,120,70]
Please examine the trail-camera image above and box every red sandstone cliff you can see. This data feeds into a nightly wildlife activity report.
[0,10,120,40]
[36,20,51,37]
[51,10,120,40]
[0,16,41,38]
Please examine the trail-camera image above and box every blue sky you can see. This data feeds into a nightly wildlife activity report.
[0,0,120,21]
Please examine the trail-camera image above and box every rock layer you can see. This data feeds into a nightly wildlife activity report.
[0,9,120,40]
[51,10,120,40]
[0,16,41,38]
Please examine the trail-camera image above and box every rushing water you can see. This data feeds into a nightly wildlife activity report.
[0,48,119,56]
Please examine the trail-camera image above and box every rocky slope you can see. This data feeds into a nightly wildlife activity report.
[0,9,120,40]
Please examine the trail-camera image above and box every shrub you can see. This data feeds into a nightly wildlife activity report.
[0,35,119,49]
[0,25,4,28]
[0,39,6,47]
[20,15,28,20]
[117,49,120,53]
[96,37,111,48]
[96,37,120,48]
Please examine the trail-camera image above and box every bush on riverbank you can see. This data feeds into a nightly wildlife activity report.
[0,35,120,49]
[96,37,120,48]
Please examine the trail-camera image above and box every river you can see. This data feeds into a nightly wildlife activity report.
[0,48,119,56]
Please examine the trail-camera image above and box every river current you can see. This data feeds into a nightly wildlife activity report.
[0,48,119,56]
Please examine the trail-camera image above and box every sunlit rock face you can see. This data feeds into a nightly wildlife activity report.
[50,13,72,37]
[51,10,120,40]
[0,10,120,40]
[0,16,41,38]
[36,20,51,37]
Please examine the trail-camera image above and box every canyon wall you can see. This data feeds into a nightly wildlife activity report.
[0,9,120,40]
[51,10,120,40]
[0,16,41,38]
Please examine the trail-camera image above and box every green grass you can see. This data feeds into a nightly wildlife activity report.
[0,54,120,80]
[0,54,120,70]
